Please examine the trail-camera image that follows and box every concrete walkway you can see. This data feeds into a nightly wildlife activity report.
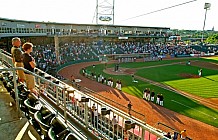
[0,81,41,140]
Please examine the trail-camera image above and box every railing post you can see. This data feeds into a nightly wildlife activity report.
[64,88,67,123]
[38,76,41,96]
[148,129,151,140]
[141,128,145,140]
[84,101,88,128]
[0,50,2,63]
[138,127,141,140]
[132,127,135,140]
[38,72,45,97]
[121,117,124,139]
[112,112,115,139]
[13,69,21,118]
[116,115,119,139]
[56,86,59,115]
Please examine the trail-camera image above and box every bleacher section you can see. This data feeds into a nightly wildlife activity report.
[190,45,218,54]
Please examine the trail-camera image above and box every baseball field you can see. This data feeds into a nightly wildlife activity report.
[84,57,218,128]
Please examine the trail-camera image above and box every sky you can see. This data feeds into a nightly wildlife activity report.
[0,0,217,31]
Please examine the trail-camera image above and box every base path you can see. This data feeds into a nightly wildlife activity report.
[58,61,218,140]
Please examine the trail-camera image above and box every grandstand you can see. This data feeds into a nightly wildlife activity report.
[0,17,217,140]
[0,18,176,140]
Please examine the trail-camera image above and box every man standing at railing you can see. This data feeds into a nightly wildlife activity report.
[11,37,25,83]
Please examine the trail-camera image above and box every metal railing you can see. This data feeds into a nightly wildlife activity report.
[83,87,145,120]
[0,49,170,140]
[0,67,88,139]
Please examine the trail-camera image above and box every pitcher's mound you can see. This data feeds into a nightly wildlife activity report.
[104,67,138,75]
[103,67,129,75]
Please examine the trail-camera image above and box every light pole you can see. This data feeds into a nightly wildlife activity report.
[202,3,211,43]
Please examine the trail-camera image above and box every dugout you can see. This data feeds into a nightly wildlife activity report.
[155,122,192,140]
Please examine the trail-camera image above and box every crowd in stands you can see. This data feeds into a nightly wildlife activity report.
[32,44,57,72]
[107,42,202,56]
[59,42,96,63]
[9,40,215,78]
[191,44,218,54]
[31,42,98,76]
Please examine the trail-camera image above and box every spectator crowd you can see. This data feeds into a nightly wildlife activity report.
[8,39,209,78]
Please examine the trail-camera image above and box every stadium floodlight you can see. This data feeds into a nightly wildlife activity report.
[93,0,115,25]
[204,3,211,9]
[202,3,211,42]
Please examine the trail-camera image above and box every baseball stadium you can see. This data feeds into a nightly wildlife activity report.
[0,2,218,140]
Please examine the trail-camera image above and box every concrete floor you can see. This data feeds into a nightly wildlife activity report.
[0,81,41,140]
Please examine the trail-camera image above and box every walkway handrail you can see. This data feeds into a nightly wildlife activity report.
[0,67,88,139]
[83,87,145,118]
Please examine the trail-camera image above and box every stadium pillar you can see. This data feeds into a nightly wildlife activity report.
[152,38,156,44]
[6,37,11,52]
[54,36,60,65]
[164,37,167,44]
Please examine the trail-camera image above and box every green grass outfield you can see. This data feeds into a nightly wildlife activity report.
[203,56,218,61]
[136,60,218,98]
[165,74,218,98]
[84,57,218,127]
[196,56,218,64]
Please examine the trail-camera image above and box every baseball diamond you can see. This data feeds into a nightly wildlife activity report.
[59,57,218,140]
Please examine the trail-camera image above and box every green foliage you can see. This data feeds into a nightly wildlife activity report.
[205,34,218,44]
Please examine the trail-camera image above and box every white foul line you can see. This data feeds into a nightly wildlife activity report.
[28,130,37,140]
[171,100,217,120]
[15,121,29,140]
